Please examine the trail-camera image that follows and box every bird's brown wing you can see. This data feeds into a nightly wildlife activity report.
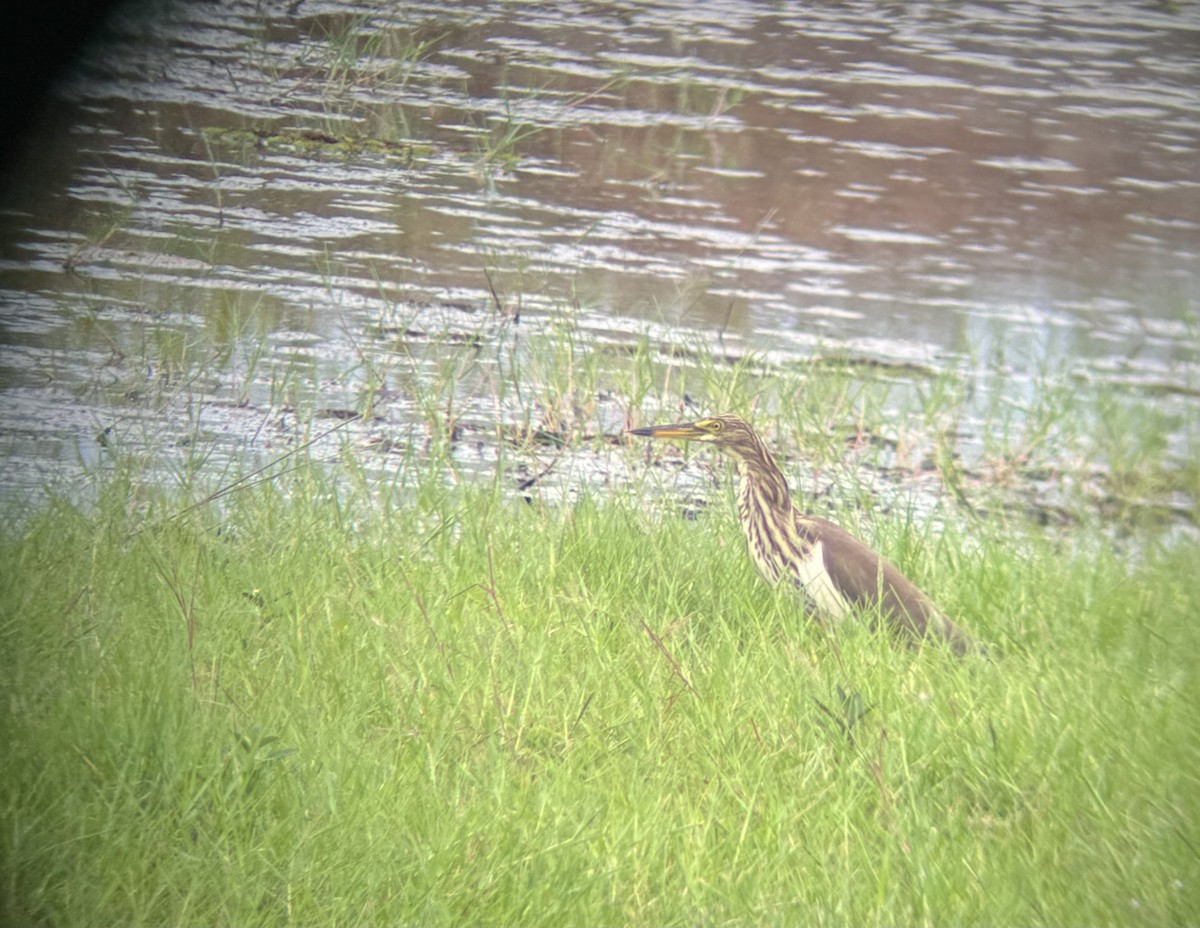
[795,513,973,654]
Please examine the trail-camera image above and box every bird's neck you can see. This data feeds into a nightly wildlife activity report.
[733,438,794,516]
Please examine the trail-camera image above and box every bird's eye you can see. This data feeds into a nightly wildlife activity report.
[710,420,723,432]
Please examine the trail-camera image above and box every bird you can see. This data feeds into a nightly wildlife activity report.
[629,414,978,655]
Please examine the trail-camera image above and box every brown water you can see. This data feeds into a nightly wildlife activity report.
[0,0,1197,511]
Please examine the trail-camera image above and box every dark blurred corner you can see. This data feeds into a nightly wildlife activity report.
[1,0,127,171]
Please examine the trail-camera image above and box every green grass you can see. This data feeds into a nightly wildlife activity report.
[3,443,1198,926]
[8,8,1198,921]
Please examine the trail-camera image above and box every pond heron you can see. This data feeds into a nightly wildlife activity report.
[630,415,977,655]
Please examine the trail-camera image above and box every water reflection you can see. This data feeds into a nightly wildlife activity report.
[0,0,1197,502]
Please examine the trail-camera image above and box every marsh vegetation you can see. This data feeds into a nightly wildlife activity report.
[2,2,1198,924]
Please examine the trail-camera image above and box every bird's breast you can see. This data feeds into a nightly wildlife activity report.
[738,486,852,621]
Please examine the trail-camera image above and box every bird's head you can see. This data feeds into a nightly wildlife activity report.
[628,414,760,459]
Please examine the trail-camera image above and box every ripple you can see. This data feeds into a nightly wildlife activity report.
[832,227,942,246]
[0,0,1196,511]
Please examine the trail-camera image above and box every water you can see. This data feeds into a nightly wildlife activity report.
[0,0,1196,518]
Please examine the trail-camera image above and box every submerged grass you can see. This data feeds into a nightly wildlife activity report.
[2,432,1198,926]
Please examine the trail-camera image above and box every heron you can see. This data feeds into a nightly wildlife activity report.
[629,414,978,655]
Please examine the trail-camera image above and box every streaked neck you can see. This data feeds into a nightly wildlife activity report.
[732,435,793,515]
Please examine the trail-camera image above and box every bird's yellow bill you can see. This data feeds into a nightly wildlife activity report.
[628,422,705,440]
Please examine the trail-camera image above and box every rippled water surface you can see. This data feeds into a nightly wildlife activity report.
[0,0,1197,510]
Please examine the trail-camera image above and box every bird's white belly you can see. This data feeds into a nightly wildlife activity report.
[742,506,853,621]
[787,540,853,621]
